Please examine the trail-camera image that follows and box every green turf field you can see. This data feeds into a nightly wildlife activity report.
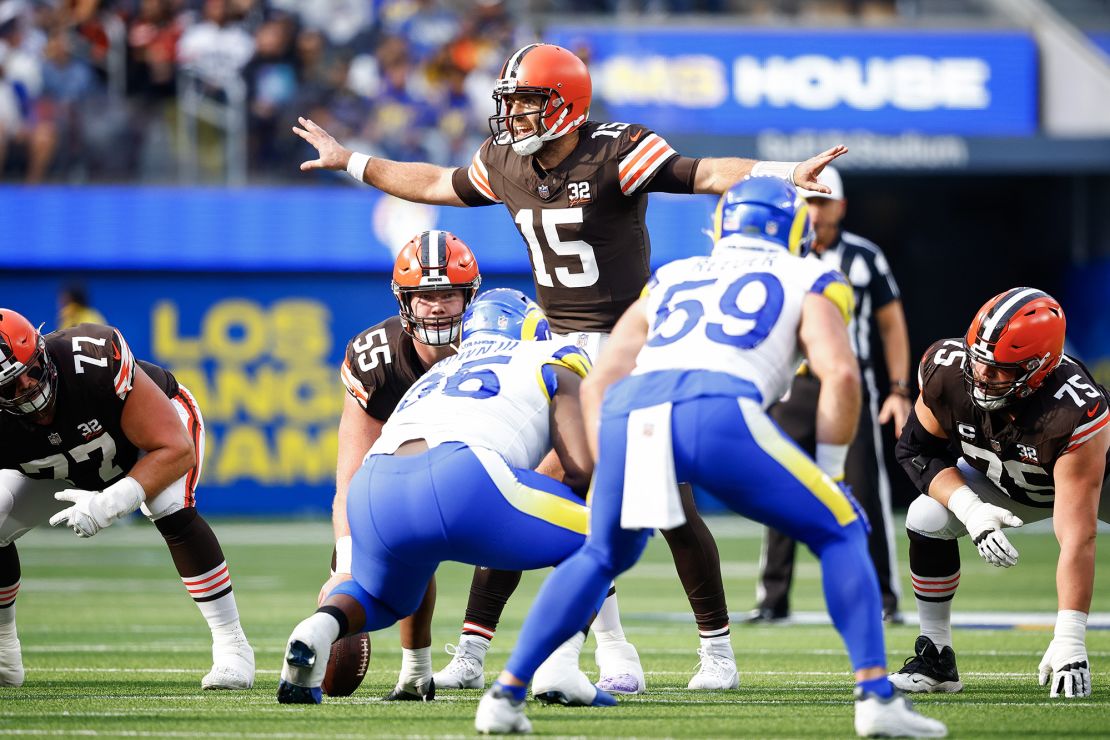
[3,518,1107,738]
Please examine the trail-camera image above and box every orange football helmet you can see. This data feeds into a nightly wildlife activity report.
[963,288,1066,410]
[392,230,482,346]
[0,308,56,415]
[489,43,592,156]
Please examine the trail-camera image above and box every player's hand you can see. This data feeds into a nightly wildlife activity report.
[293,116,351,172]
[792,145,848,191]
[946,486,1023,567]
[879,394,912,438]
[1039,639,1091,698]
[318,572,353,607]
[49,488,110,538]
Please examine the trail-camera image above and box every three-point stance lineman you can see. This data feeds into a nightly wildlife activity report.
[278,290,613,708]
[0,310,254,689]
[475,178,946,738]
[891,289,1109,699]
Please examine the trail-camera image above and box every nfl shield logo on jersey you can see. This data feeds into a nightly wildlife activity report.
[537,184,550,198]
[990,439,1002,452]
[48,432,62,446]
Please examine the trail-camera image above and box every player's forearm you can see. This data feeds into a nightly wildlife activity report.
[358,156,464,206]
[692,156,757,195]
[1055,537,1096,613]
[127,444,195,499]
[815,365,860,447]
[877,305,911,387]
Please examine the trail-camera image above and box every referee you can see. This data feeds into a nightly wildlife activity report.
[748,166,912,623]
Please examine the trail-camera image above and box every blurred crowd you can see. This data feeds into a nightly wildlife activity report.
[0,0,898,184]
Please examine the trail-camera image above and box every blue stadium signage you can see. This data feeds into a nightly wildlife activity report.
[546,27,1038,136]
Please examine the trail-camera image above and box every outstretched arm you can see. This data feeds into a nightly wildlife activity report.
[692,145,848,195]
[293,116,466,206]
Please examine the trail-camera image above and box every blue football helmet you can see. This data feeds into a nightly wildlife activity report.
[461,288,552,342]
[712,176,815,257]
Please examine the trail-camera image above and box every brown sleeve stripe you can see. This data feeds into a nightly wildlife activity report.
[618,134,677,194]
[340,359,369,406]
[467,151,500,203]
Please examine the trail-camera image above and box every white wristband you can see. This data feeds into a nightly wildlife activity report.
[751,160,800,186]
[1055,609,1088,641]
[334,535,353,575]
[945,485,982,525]
[815,443,849,481]
[99,476,146,521]
[346,152,371,183]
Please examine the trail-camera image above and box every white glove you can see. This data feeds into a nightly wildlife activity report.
[1039,610,1091,698]
[49,477,145,538]
[946,485,1023,567]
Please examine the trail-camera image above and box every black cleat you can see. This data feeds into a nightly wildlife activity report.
[382,677,435,702]
[741,607,789,624]
[889,635,963,693]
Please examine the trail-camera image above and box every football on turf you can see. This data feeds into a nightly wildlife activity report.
[322,633,370,697]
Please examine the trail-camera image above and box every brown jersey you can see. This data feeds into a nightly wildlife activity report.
[0,324,180,490]
[452,121,700,333]
[340,316,433,422]
[919,338,1110,508]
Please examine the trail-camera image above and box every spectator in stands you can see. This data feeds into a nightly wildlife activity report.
[243,15,297,174]
[177,0,254,86]
[0,7,55,182]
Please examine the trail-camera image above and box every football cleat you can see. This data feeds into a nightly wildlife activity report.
[475,686,533,734]
[889,636,963,694]
[383,675,436,701]
[594,640,646,695]
[741,606,789,625]
[854,687,948,738]
[0,630,24,687]
[202,630,255,690]
[532,635,616,707]
[434,639,487,690]
[688,646,740,690]
[277,641,323,704]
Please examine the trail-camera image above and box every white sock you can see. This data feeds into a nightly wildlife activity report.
[700,634,734,659]
[591,587,626,644]
[0,603,15,636]
[918,599,954,649]
[296,611,341,649]
[556,630,587,660]
[459,633,491,656]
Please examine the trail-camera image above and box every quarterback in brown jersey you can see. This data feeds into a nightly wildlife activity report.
[294,41,845,692]
[889,288,1109,699]
[0,310,254,690]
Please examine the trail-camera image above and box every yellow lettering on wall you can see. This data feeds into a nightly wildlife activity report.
[282,366,343,422]
[272,300,331,364]
[275,426,338,484]
[212,425,273,484]
[204,300,267,363]
[152,302,202,362]
[210,366,278,421]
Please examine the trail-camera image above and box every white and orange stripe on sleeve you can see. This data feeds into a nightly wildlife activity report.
[1064,404,1109,453]
[618,133,677,195]
[182,562,232,602]
[340,359,370,409]
[467,150,501,203]
[112,329,136,401]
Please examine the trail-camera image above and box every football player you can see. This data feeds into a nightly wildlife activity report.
[474,178,947,738]
[294,42,845,691]
[278,289,613,707]
[890,289,1109,699]
[0,310,254,689]
[323,231,632,703]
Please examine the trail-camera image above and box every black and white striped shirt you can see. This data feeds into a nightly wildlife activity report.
[813,230,900,366]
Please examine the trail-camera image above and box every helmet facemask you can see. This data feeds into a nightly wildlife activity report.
[489,86,575,156]
[394,283,480,347]
[962,343,1051,411]
[0,334,58,416]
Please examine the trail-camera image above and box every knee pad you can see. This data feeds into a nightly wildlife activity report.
[588,528,651,575]
[905,495,959,540]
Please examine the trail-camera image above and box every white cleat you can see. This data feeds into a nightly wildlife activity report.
[687,646,739,690]
[203,634,255,690]
[594,640,646,695]
[0,631,25,687]
[475,687,532,734]
[532,634,611,707]
[434,639,487,690]
[854,688,948,738]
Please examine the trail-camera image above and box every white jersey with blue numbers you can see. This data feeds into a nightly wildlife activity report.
[633,243,852,409]
[370,335,592,469]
